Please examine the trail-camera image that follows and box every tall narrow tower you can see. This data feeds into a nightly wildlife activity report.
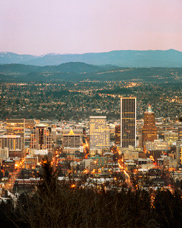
[120,97,136,148]
[142,105,157,147]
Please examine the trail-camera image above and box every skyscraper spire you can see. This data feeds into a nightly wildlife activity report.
[147,104,153,113]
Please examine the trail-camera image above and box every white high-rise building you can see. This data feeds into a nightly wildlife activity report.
[120,97,136,148]
[89,116,110,151]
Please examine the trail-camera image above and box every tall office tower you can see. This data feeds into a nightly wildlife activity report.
[120,97,136,148]
[142,105,157,147]
[115,125,120,145]
[89,116,110,150]
[0,135,22,158]
[6,119,25,154]
[30,124,53,153]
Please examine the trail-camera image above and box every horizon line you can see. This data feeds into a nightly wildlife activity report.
[0,48,180,56]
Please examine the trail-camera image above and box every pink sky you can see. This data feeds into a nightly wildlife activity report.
[0,0,182,55]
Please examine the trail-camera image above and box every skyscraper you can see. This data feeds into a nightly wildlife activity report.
[142,105,157,147]
[0,135,22,158]
[115,125,120,145]
[30,124,53,153]
[89,116,110,151]
[6,119,25,155]
[120,97,136,148]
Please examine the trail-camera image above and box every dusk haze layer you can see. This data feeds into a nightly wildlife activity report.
[1,0,182,55]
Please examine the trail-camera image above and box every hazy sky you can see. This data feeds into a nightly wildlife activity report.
[0,0,182,55]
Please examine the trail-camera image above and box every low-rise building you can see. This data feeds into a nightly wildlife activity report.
[24,155,38,170]
[2,159,15,172]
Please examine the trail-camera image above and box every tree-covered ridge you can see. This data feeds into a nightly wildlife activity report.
[1,63,182,83]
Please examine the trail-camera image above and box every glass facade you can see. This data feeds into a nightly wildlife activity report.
[121,98,136,148]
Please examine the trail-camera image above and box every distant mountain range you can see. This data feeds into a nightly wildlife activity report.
[1,49,182,67]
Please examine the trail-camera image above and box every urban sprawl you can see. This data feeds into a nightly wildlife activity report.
[1,94,182,198]
[1,79,182,227]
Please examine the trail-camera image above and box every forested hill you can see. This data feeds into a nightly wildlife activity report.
[0,62,182,83]
[0,62,118,74]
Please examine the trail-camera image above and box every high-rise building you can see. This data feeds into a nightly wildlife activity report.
[89,116,110,150]
[6,119,25,154]
[120,97,136,148]
[0,135,22,158]
[30,124,53,153]
[115,125,120,145]
[142,105,157,147]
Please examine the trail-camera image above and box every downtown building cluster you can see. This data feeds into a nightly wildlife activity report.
[1,96,182,195]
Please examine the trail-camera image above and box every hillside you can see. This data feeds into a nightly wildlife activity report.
[0,62,118,74]
[0,62,182,83]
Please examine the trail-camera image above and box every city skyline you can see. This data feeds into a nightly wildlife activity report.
[1,0,182,55]
[1,0,182,223]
